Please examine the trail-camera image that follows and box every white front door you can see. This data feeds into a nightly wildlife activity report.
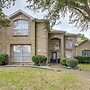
[12,45,31,62]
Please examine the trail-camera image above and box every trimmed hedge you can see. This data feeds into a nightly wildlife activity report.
[74,56,90,63]
[66,58,78,68]
[60,58,67,66]
[0,54,8,65]
[32,55,47,66]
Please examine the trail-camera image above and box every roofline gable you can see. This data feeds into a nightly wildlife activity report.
[8,9,34,19]
[76,39,88,47]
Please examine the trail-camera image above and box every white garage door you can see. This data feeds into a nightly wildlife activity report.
[12,45,31,62]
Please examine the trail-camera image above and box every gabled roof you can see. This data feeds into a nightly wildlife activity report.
[65,33,77,36]
[8,9,34,19]
[8,9,47,22]
[75,39,89,46]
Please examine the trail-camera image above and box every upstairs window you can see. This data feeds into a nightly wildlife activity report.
[13,19,28,35]
[66,40,72,49]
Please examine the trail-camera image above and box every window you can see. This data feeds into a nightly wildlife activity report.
[13,45,31,62]
[13,20,28,35]
[51,39,60,50]
[82,50,90,56]
[66,40,72,49]
[66,50,73,58]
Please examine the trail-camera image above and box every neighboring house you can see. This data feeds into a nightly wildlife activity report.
[0,10,90,64]
[76,40,90,56]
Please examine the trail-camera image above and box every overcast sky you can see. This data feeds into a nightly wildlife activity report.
[3,0,90,38]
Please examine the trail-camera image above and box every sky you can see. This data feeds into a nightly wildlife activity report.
[3,0,90,39]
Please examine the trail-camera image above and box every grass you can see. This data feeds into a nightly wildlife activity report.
[78,64,90,71]
[0,67,90,90]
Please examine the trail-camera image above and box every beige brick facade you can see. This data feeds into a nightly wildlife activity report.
[0,10,89,64]
[76,40,90,55]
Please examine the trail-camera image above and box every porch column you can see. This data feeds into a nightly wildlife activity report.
[61,37,65,58]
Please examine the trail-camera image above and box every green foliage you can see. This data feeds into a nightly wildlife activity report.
[32,55,47,66]
[0,9,10,27]
[66,58,78,68]
[78,64,90,71]
[74,56,90,63]
[0,54,8,65]
[0,0,15,27]
[78,34,88,40]
[0,17,10,27]
[27,0,90,30]
[60,58,67,66]
[44,20,50,30]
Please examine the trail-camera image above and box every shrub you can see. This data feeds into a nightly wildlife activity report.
[60,58,67,66]
[74,56,90,63]
[66,58,78,68]
[0,54,8,65]
[32,55,47,66]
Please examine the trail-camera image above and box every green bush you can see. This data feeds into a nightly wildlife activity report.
[60,58,67,66]
[74,56,90,63]
[32,55,47,66]
[66,58,78,68]
[0,54,8,65]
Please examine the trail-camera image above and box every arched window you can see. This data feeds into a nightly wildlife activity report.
[51,39,60,51]
[13,19,28,35]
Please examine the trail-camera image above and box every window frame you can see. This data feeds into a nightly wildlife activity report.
[66,39,73,49]
[12,45,31,62]
[51,39,60,51]
[13,19,29,36]
[82,50,90,56]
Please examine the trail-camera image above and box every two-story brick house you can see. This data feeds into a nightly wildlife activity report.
[0,10,90,64]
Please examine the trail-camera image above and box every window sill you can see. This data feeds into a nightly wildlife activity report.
[13,61,31,62]
[66,48,72,50]
[13,35,29,37]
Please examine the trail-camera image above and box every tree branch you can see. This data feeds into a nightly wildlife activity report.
[74,2,90,16]
[74,7,90,20]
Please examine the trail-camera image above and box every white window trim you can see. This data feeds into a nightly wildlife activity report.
[12,45,31,62]
[13,19,29,35]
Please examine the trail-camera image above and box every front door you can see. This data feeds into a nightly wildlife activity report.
[51,52,57,63]
[52,52,57,59]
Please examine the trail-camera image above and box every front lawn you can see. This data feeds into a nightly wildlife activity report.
[78,64,90,71]
[0,67,90,90]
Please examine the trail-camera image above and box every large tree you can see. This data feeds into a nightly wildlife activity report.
[26,0,90,30]
[0,0,15,28]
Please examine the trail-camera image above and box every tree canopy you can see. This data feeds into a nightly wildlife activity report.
[0,0,15,28]
[78,33,88,40]
[26,0,90,30]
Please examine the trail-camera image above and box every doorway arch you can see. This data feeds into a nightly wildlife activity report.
[49,38,61,63]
